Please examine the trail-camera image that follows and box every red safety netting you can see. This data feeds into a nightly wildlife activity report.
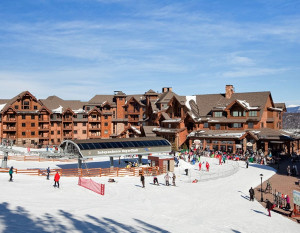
[78,177,105,195]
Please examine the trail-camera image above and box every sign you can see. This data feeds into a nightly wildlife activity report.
[293,190,300,206]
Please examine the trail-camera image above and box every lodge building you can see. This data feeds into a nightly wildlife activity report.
[0,85,299,155]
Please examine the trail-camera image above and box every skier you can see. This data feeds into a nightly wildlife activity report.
[164,173,170,186]
[46,167,50,180]
[198,162,202,171]
[140,174,145,188]
[54,172,60,188]
[249,187,255,201]
[246,160,249,169]
[206,162,210,172]
[172,173,176,186]
[9,166,14,181]
[219,155,222,165]
[153,176,159,185]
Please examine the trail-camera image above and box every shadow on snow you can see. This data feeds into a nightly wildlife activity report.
[0,202,169,233]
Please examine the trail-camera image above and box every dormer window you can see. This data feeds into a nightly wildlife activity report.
[22,101,30,109]
[231,110,245,117]
[215,112,222,117]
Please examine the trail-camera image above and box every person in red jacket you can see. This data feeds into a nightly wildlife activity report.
[206,162,210,172]
[54,172,60,188]
[198,162,202,171]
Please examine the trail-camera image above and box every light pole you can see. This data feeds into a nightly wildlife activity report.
[260,173,264,202]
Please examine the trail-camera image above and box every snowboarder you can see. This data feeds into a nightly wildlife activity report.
[153,176,159,185]
[54,172,60,188]
[172,173,176,186]
[165,173,170,186]
[206,162,210,172]
[249,187,255,201]
[46,167,50,180]
[266,199,274,217]
[140,174,145,188]
[9,166,13,181]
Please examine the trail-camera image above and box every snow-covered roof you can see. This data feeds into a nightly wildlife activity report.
[73,108,85,114]
[185,96,196,110]
[0,103,7,111]
[52,105,63,113]
[237,100,259,110]
[162,119,181,123]
[268,107,283,112]
[130,126,141,134]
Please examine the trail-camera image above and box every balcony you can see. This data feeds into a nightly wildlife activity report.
[89,125,101,130]
[2,118,16,122]
[127,110,140,115]
[63,134,73,139]
[128,118,139,122]
[39,117,50,122]
[39,135,50,139]
[63,117,73,122]
[89,118,101,122]
[2,127,16,131]
[63,126,73,130]
[38,126,49,131]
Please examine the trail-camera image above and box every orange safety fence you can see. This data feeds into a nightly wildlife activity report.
[0,166,167,177]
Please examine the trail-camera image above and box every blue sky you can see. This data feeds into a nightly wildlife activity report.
[0,0,299,106]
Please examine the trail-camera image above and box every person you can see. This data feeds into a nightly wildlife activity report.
[108,178,116,182]
[54,172,60,188]
[140,174,145,188]
[164,173,170,186]
[46,167,50,180]
[285,195,291,210]
[9,166,14,181]
[266,199,274,217]
[206,162,210,172]
[198,162,202,171]
[172,173,176,186]
[153,176,159,185]
[185,168,189,176]
[246,160,249,169]
[249,187,255,201]
[287,165,291,176]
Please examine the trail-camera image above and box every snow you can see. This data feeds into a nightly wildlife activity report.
[73,108,85,114]
[0,103,6,111]
[237,100,259,110]
[185,96,196,110]
[1,153,299,232]
[130,126,141,134]
[52,105,63,113]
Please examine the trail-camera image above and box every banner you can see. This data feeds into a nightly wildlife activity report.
[293,190,300,206]
[78,177,105,195]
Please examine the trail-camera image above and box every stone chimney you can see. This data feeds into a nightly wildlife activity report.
[162,87,172,93]
[225,85,234,99]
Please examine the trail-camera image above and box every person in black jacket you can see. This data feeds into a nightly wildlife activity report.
[140,174,145,188]
[249,187,255,201]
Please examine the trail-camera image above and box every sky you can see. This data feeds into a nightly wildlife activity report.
[0,0,299,106]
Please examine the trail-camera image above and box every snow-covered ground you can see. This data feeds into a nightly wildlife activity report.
[1,155,299,232]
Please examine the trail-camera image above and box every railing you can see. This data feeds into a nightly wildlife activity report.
[0,166,166,177]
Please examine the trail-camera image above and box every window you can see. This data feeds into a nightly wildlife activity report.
[92,115,97,119]
[22,115,26,120]
[104,122,108,126]
[83,123,86,126]
[104,116,108,119]
[31,123,35,127]
[51,131,54,135]
[51,139,54,143]
[31,115,35,120]
[248,122,254,129]
[104,130,108,134]
[86,107,90,111]
[58,139,60,142]
[215,112,222,117]
[22,123,26,127]
[113,111,116,118]
[31,140,35,144]
[232,111,246,117]
[51,123,54,127]
[204,122,209,128]
[83,115,88,118]
[261,123,264,128]
[215,124,220,130]
[31,132,35,136]
[23,101,30,109]
[125,115,128,118]
[83,130,86,134]
[249,111,257,117]
[34,106,37,110]
[57,130,60,135]
[74,122,77,126]
[74,130,77,134]
[22,132,26,136]
[232,123,242,128]
[15,105,19,109]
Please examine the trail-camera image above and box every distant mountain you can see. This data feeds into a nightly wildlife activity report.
[283,113,300,129]
[286,106,300,113]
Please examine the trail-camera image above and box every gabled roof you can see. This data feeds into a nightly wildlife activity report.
[156,91,178,104]
[144,89,158,96]
[88,95,114,105]
[40,96,86,114]
[126,95,146,106]
[2,91,38,112]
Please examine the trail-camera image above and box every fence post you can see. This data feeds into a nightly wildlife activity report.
[99,168,102,177]
[117,167,119,177]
